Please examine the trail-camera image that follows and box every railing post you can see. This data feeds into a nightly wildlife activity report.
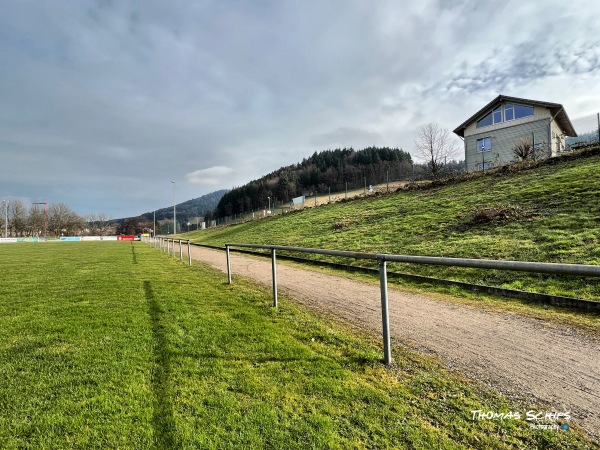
[379,258,392,365]
[188,240,192,266]
[226,245,232,284]
[272,248,278,308]
[179,240,183,261]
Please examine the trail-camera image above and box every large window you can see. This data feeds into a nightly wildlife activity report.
[476,106,501,128]
[505,103,514,121]
[514,104,534,120]
[477,137,491,153]
[476,103,534,128]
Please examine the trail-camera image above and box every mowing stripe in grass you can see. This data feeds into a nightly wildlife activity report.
[144,280,177,449]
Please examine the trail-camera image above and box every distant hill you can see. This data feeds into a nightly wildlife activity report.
[216,147,413,217]
[141,189,228,223]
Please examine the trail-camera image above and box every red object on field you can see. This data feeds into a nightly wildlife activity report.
[117,236,135,241]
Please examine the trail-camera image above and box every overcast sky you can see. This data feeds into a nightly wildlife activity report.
[1,0,599,219]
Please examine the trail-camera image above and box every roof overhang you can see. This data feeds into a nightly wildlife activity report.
[453,95,577,138]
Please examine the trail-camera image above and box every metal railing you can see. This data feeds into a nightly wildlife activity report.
[225,243,600,365]
[145,236,193,266]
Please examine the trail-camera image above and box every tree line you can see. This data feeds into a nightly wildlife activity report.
[0,200,113,237]
[215,147,414,218]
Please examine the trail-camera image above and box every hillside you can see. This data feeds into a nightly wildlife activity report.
[215,147,419,217]
[141,189,228,223]
[186,149,600,300]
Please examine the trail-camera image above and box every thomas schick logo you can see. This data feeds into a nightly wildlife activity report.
[471,410,571,431]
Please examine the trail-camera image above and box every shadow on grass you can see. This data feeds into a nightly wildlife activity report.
[144,280,178,449]
[131,243,138,264]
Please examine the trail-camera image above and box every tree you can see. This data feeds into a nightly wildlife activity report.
[414,123,460,178]
[96,212,112,235]
[27,205,45,237]
[116,216,152,235]
[48,203,84,237]
[9,200,27,236]
[86,212,112,235]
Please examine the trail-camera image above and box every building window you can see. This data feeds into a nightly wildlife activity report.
[505,103,514,121]
[514,104,533,120]
[493,106,502,124]
[476,103,534,128]
[477,137,491,152]
[477,112,492,128]
[476,106,501,128]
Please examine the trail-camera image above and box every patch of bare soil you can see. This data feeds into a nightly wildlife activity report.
[186,245,600,439]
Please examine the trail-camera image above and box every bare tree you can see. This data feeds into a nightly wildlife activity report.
[414,123,460,178]
[10,200,27,237]
[96,212,112,235]
[116,216,152,236]
[49,203,84,236]
[27,205,45,237]
[0,201,8,236]
[86,213,98,235]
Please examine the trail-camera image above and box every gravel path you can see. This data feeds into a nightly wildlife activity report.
[181,244,600,438]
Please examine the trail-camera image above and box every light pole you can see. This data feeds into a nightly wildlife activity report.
[172,181,176,235]
[267,196,271,215]
[153,207,156,237]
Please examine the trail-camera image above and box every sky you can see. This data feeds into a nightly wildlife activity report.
[1,0,599,219]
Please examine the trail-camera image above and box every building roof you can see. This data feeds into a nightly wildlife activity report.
[452,95,577,138]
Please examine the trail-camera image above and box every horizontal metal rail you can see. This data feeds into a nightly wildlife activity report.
[225,242,600,366]
[225,243,600,277]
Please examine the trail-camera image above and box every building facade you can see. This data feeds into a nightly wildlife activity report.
[453,95,577,172]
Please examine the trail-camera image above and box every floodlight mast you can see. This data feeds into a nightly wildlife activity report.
[172,181,176,235]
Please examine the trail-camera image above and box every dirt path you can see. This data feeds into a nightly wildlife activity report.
[181,244,600,438]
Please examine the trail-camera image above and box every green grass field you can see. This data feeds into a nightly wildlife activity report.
[185,151,600,301]
[0,242,596,449]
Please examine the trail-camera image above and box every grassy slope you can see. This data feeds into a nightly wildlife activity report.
[0,242,596,448]
[186,152,600,300]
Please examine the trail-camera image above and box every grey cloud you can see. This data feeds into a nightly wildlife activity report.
[185,166,235,185]
[310,127,383,149]
[1,0,599,218]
